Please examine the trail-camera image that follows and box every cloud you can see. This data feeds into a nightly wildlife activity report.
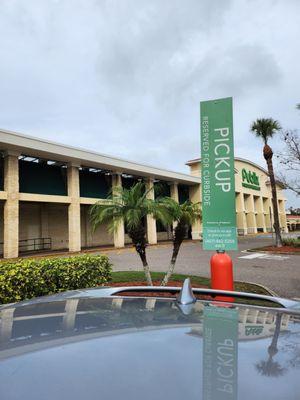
[0,0,299,206]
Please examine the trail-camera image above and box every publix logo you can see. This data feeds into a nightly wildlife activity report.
[242,169,260,190]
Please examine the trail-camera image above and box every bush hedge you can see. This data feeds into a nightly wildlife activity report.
[0,254,112,304]
[282,237,300,248]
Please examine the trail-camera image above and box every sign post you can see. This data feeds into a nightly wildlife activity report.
[200,97,237,293]
[201,97,237,251]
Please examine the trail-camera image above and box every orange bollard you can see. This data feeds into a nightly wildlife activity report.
[210,251,234,303]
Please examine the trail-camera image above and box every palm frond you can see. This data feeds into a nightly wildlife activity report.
[250,118,281,144]
[178,201,202,225]
[255,359,286,377]
[90,202,121,233]
[90,182,201,239]
[156,197,181,218]
[125,208,143,230]
[147,198,175,227]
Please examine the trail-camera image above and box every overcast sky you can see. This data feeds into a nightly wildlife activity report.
[0,0,299,206]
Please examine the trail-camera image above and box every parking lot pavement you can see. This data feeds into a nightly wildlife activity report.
[102,236,300,299]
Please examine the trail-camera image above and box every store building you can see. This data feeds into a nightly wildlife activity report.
[0,129,288,259]
[0,129,201,259]
[286,215,300,231]
[187,157,288,236]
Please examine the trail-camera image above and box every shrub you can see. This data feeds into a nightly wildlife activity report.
[282,237,300,248]
[0,254,112,304]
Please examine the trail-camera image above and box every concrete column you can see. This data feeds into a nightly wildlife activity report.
[85,206,93,247]
[278,200,288,233]
[3,151,19,258]
[62,299,79,331]
[67,164,81,252]
[257,196,267,232]
[246,194,257,234]
[145,178,157,245]
[265,198,272,232]
[280,214,288,233]
[112,298,124,309]
[112,173,125,248]
[262,197,270,232]
[189,184,202,240]
[236,192,247,236]
[170,182,179,203]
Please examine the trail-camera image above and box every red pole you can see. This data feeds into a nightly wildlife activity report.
[210,250,234,302]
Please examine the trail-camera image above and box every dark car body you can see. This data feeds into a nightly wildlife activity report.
[0,285,300,400]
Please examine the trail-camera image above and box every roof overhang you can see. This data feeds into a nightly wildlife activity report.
[0,129,200,186]
[187,157,288,189]
[265,179,286,189]
[186,157,269,176]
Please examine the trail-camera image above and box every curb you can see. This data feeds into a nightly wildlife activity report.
[5,240,202,261]
[244,248,299,256]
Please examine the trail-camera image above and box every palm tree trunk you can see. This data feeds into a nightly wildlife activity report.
[161,242,181,286]
[137,249,153,286]
[161,221,186,286]
[128,225,153,286]
[266,157,283,247]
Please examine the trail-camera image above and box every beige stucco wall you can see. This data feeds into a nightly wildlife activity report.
[187,158,288,235]
[287,216,300,230]
[17,202,69,251]
[46,204,69,250]
[19,203,42,251]
[18,203,114,252]
[189,162,201,177]
[234,159,286,201]
[80,205,113,248]
[157,232,170,241]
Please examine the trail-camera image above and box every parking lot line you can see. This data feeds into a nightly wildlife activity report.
[239,253,265,259]
[239,253,290,260]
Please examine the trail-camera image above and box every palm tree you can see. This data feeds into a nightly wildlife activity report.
[90,182,172,286]
[255,359,285,377]
[255,313,286,377]
[161,200,201,286]
[250,118,283,247]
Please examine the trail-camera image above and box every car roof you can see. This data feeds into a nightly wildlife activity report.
[1,284,300,400]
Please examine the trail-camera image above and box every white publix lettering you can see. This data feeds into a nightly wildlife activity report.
[214,128,231,192]
[216,339,234,394]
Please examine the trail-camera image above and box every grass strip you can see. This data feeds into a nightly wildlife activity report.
[110,271,271,296]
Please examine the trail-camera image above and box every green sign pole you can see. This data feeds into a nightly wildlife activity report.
[200,97,238,251]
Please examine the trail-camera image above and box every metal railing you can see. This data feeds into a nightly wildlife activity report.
[18,237,52,253]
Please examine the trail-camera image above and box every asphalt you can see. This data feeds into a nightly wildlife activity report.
[99,235,300,299]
